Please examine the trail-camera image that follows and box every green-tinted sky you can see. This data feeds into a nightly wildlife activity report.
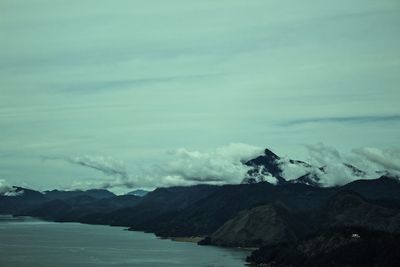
[1,0,399,192]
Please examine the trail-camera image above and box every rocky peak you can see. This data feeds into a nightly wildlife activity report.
[243,148,285,184]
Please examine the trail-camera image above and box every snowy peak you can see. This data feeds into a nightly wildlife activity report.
[242,148,369,187]
[243,149,285,184]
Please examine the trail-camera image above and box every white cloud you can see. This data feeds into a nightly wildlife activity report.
[38,143,400,192]
[278,143,398,186]
[251,166,279,185]
[43,155,136,190]
[0,179,23,196]
[67,155,128,179]
[161,143,263,184]
[45,145,263,190]
[0,180,13,195]
[278,159,311,181]
[303,144,367,185]
[353,147,400,173]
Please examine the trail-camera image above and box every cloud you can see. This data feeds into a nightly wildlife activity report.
[150,144,400,188]
[278,159,311,181]
[0,179,13,195]
[61,73,223,93]
[42,155,135,189]
[153,143,264,186]
[278,143,392,187]
[41,143,400,191]
[0,179,23,196]
[281,115,400,127]
[303,143,379,186]
[157,143,398,188]
[305,143,343,166]
[67,178,135,191]
[248,166,279,185]
[353,147,400,172]
[60,155,129,179]
[67,155,128,179]
[57,144,264,190]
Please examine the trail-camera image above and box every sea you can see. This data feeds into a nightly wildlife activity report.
[0,215,249,267]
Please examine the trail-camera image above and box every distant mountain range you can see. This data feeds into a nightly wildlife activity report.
[44,189,116,200]
[1,148,399,266]
[126,189,150,197]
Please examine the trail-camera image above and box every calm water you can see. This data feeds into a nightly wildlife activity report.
[0,215,249,267]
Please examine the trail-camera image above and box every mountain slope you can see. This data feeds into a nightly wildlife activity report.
[321,191,400,233]
[80,184,219,227]
[247,227,400,267]
[341,176,400,199]
[131,182,334,237]
[77,176,400,238]
[17,194,142,222]
[200,203,308,247]
[0,187,45,214]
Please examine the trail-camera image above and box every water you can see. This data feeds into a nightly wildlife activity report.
[0,215,249,267]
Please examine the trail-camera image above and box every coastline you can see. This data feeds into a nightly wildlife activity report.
[164,236,205,243]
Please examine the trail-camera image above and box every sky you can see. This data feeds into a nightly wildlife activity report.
[0,0,399,193]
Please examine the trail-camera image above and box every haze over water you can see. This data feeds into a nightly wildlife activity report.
[0,216,249,267]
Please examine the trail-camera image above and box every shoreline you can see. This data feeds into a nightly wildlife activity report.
[163,236,205,243]
[6,214,257,251]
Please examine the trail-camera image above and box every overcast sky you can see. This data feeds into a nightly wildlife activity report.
[1,0,399,192]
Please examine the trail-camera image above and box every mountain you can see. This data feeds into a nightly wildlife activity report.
[80,184,219,228]
[242,148,368,186]
[341,176,400,199]
[17,194,142,222]
[197,181,400,247]
[291,172,322,186]
[5,174,397,240]
[1,173,399,267]
[148,182,333,237]
[126,189,150,197]
[0,187,45,214]
[10,186,45,200]
[0,186,140,222]
[247,227,400,267]
[321,191,400,233]
[199,202,309,247]
[244,190,400,265]
[44,189,115,200]
[243,149,287,184]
